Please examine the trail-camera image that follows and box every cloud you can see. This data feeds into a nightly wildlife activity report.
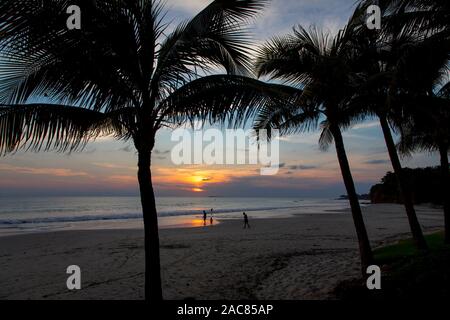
[352,121,380,130]
[0,164,88,177]
[277,132,320,145]
[119,145,133,152]
[288,164,318,170]
[364,159,391,165]
[166,0,212,14]
[107,175,137,185]
[254,0,356,39]
[93,162,135,170]
[155,149,170,155]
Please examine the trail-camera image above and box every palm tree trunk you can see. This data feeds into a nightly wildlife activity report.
[438,144,450,244]
[378,115,428,250]
[137,148,163,301]
[330,124,373,271]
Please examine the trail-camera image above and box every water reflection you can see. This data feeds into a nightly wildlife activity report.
[158,216,219,229]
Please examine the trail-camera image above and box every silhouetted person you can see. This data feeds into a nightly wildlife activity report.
[203,210,207,226]
[243,212,250,229]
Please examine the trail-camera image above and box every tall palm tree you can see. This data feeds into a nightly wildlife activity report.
[0,0,282,300]
[352,11,449,249]
[397,83,450,243]
[350,29,430,250]
[253,10,374,271]
[391,32,450,245]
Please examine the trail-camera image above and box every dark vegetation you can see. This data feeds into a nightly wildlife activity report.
[370,167,450,205]
[335,232,450,299]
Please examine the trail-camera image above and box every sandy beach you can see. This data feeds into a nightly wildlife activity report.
[0,203,444,300]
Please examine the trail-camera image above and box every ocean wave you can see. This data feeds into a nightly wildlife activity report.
[0,205,304,226]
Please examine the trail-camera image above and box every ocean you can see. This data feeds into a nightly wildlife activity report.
[0,196,354,236]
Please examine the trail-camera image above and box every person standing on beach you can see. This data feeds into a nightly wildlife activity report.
[203,210,207,226]
[243,212,250,229]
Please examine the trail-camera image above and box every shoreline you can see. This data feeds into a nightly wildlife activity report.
[0,203,444,300]
[0,197,355,237]
[0,205,320,238]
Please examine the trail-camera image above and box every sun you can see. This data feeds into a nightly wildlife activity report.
[191,176,206,183]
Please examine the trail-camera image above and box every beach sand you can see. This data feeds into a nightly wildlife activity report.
[0,204,444,300]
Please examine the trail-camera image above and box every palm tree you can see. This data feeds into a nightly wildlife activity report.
[253,10,374,271]
[352,12,449,249]
[350,29,430,250]
[0,0,283,300]
[391,33,450,245]
[397,86,450,243]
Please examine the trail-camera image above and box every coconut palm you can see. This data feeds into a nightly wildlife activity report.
[351,12,449,249]
[390,32,450,245]
[392,36,450,244]
[397,82,450,243]
[253,10,374,271]
[0,0,285,300]
[350,30,431,250]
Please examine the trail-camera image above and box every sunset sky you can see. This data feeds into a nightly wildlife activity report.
[0,0,440,198]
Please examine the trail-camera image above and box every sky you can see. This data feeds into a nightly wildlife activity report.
[0,0,441,198]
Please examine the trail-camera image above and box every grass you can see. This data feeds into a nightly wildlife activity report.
[374,232,448,264]
[335,231,450,299]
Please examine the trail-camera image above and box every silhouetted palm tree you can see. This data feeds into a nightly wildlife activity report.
[253,9,374,271]
[0,0,282,300]
[352,2,449,248]
[397,80,450,243]
[392,31,449,246]
[351,30,433,250]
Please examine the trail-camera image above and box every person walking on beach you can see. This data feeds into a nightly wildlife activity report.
[243,212,250,229]
[203,210,207,226]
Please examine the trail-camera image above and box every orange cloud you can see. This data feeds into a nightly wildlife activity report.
[0,164,88,177]
[93,162,135,170]
[151,165,260,192]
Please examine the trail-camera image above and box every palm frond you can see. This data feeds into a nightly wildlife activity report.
[0,103,131,154]
[153,0,268,97]
[318,121,334,151]
[360,0,450,37]
[159,74,297,129]
[0,0,156,110]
